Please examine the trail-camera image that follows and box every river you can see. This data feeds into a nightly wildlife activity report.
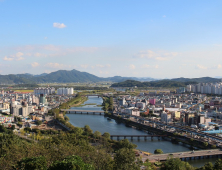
[67,96,217,167]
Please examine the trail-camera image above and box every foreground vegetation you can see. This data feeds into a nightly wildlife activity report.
[0,124,144,170]
[1,124,222,170]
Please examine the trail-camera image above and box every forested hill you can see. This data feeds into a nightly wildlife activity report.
[170,77,219,83]
[110,80,197,88]
[0,69,156,84]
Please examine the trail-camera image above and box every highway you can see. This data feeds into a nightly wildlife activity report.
[142,149,222,162]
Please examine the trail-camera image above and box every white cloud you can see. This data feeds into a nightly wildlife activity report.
[134,50,178,61]
[3,52,24,61]
[96,64,105,68]
[53,22,67,28]
[129,64,136,69]
[142,64,150,68]
[44,70,51,74]
[99,70,109,75]
[196,64,208,69]
[34,53,47,57]
[44,37,48,39]
[90,64,111,69]
[31,62,39,68]
[163,15,166,18]
[142,64,158,69]
[45,63,65,69]
[3,56,13,61]
[10,45,98,59]
[80,65,88,69]
[196,64,222,70]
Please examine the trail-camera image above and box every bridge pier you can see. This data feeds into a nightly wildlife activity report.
[124,136,126,139]
[100,113,101,115]
[144,136,147,140]
[138,136,140,141]
[87,112,88,114]
[93,112,95,115]
[131,136,133,140]
[117,136,119,141]
[75,111,76,114]
[81,112,82,114]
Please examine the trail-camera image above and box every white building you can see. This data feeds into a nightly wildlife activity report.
[161,112,172,123]
[124,107,140,116]
[57,87,74,95]
[34,87,55,95]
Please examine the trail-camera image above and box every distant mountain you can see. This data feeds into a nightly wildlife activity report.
[0,69,220,85]
[34,73,48,77]
[104,76,156,82]
[169,77,220,83]
[111,80,194,88]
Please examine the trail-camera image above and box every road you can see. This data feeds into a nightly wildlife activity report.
[142,149,222,162]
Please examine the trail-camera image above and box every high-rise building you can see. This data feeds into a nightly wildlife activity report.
[34,87,55,95]
[57,87,74,95]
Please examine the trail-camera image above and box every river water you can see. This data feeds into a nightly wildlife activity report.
[67,96,217,167]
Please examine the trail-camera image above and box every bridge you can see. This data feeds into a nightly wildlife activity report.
[110,135,167,140]
[143,149,222,162]
[61,109,105,115]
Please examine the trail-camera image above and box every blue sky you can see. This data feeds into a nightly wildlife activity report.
[1,0,222,78]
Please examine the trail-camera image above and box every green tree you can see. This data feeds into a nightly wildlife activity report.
[11,125,15,130]
[24,127,31,132]
[49,155,94,170]
[117,139,137,150]
[36,120,42,126]
[161,157,194,170]
[104,103,109,111]
[201,162,213,170]
[103,132,110,139]
[15,156,47,170]
[64,116,70,122]
[73,127,83,136]
[114,148,141,170]
[214,159,222,170]
[84,125,93,135]
[203,142,208,147]
[154,149,163,154]
[94,131,101,139]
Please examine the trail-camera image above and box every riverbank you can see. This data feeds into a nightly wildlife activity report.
[69,96,88,107]
[105,113,216,150]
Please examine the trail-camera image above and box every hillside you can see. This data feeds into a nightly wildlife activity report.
[170,77,219,83]
[0,69,157,84]
[111,80,197,88]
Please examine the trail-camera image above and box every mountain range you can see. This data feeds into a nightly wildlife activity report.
[0,69,156,84]
[0,69,221,85]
